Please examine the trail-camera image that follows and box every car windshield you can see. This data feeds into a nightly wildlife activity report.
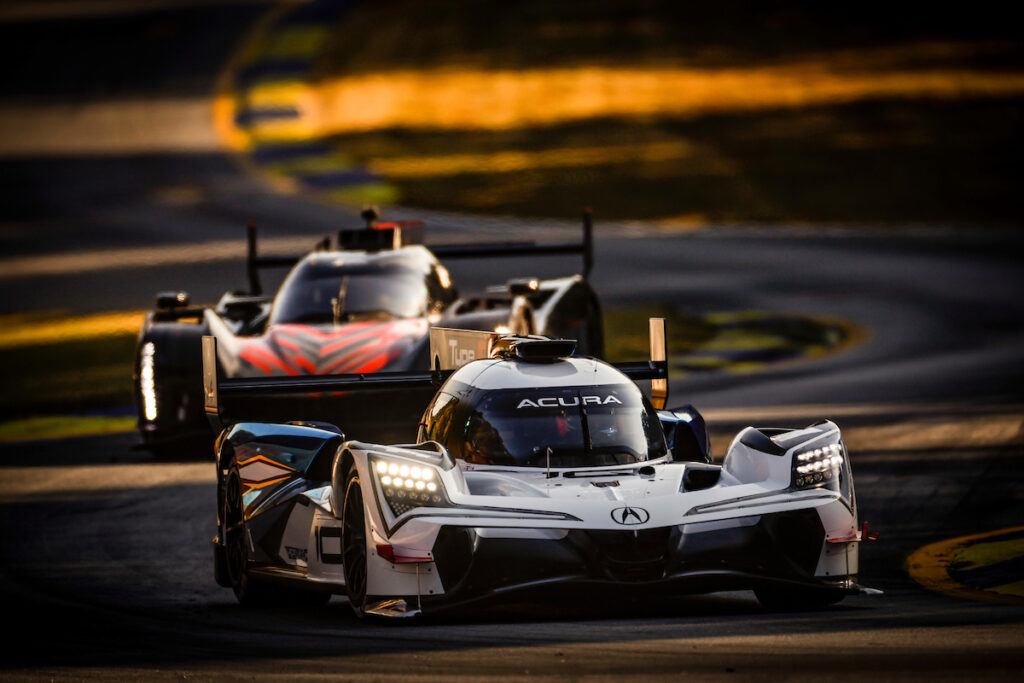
[270,264,428,325]
[462,383,668,468]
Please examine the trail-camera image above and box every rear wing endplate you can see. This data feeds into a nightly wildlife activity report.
[428,327,502,371]
[612,317,669,410]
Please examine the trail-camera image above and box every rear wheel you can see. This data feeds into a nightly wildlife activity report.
[754,585,845,611]
[342,467,369,617]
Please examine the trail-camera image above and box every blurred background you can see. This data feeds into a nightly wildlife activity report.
[1,2,1023,674]
[0,0,1021,433]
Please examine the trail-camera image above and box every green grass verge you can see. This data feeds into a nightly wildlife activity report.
[326,101,1023,223]
[604,306,852,372]
[603,305,715,362]
[0,415,136,443]
[0,334,136,417]
[315,1,1019,76]
[314,0,1023,224]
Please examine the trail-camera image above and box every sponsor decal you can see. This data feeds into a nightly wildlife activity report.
[610,506,650,525]
[448,338,477,367]
[285,546,308,562]
[317,526,343,564]
[429,327,496,370]
[517,395,623,409]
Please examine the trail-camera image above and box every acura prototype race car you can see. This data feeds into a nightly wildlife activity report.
[134,209,603,455]
[205,319,878,616]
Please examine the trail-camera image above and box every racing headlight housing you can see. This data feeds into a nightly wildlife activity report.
[791,441,849,497]
[370,456,452,517]
[139,342,158,422]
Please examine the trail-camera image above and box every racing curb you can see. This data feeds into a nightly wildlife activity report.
[213,0,395,205]
[907,526,1024,606]
[674,311,869,375]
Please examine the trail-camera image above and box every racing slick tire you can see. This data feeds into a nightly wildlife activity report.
[222,467,329,607]
[341,465,369,618]
[754,585,845,611]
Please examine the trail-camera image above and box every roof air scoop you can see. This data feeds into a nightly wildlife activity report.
[339,206,425,251]
[493,336,577,362]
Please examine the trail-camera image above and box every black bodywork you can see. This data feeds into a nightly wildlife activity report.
[133,215,604,456]
[421,508,851,613]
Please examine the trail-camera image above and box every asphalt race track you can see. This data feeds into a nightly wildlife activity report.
[1,3,1023,680]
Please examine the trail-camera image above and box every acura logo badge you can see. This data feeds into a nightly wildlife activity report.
[611,506,650,525]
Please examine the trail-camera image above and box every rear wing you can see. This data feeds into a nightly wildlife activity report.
[243,210,595,295]
[429,209,594,278]
[203,317,667,430]
[245,223,327,296]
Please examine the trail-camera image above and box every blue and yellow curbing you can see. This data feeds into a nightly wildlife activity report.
[907,526,1024,605]
[214,0,396,205]
[673,311,868,375]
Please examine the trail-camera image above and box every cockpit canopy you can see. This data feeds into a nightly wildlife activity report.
[420,380,668,468]
[268,249,455,326]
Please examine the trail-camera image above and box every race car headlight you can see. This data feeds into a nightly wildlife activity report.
[791,441,846,491]
[139,342,158,422]
[371,456,451,517]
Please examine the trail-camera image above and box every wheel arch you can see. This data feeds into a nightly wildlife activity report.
[331,445,357,518]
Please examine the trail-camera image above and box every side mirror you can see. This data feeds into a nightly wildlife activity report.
[658,405,711,463]
[156,291,189,310]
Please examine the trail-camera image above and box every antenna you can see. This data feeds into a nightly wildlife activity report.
[649,317,668,409]
[582,208,593,278]
[246,222,261,295]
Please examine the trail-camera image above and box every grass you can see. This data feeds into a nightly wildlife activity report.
[314,1,1021,76]
[602,306,714,363]
[0,334,137,417]
[0,310,139,418]
[323,101,1023,222]
[0,415,135,443]
[602,306,850,372]
[307,0,1024,224]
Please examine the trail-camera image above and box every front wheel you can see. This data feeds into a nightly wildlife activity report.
[222,467,267,605]
[222,467,329,607]
[754,585,845,611]
[342,467,369,617]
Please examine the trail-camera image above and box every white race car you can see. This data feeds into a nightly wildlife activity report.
[205,320,877,616]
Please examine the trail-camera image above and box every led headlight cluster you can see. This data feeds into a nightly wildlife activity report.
[373,457,450,516]
[792,442,844,489]
[139,342,158,422]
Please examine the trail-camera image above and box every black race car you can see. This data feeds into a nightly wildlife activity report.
[133,210,604,456]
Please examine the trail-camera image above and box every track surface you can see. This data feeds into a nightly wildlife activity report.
[1,3,1023,679]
